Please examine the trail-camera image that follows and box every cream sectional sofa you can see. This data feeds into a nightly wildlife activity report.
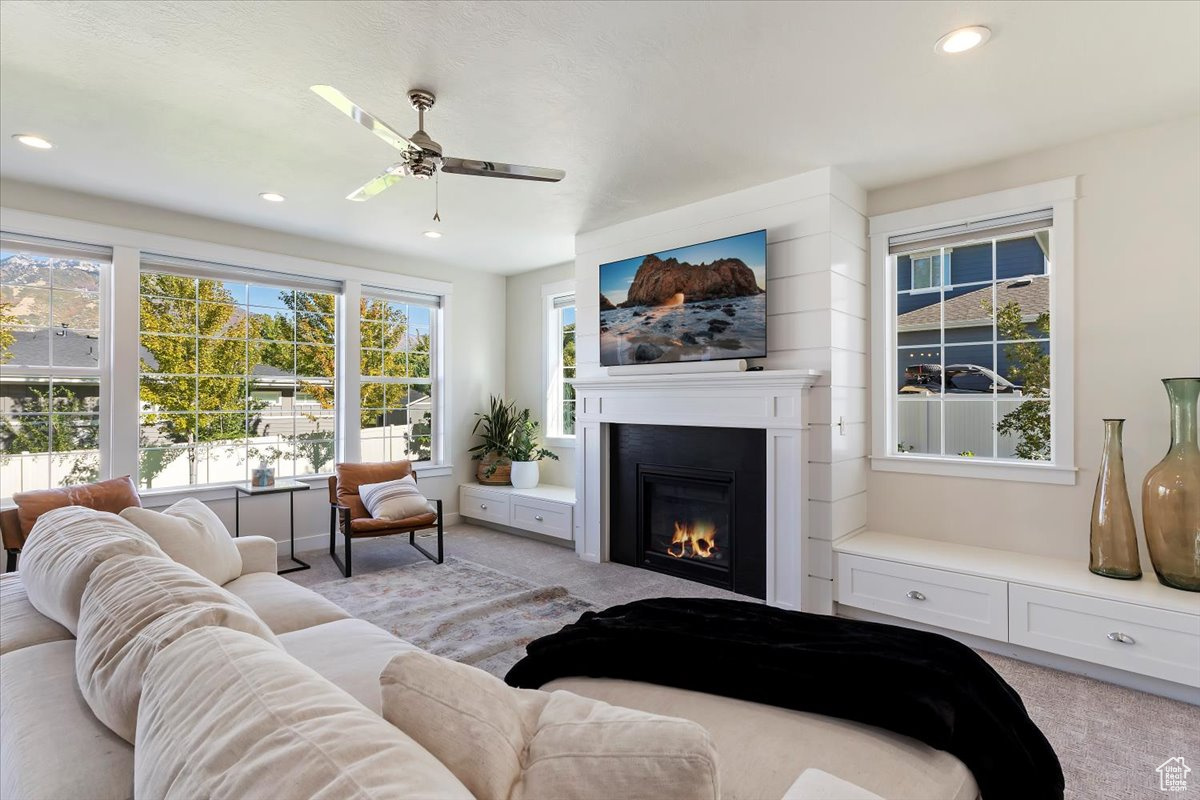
[0,512,977,800]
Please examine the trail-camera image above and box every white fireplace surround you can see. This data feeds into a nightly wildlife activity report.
[571,369,821,611]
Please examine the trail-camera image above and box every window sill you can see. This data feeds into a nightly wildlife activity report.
[544,436,576,449]
[138,474,336,508]
[413,463,455,479]
[870,454,1077,486]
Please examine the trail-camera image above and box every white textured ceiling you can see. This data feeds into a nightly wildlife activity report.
[1,0,1197,275]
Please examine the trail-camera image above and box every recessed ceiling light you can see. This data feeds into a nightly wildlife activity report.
[423,230,442,239]
[13,134,53,149]
[259,192,286,202]
[935,25,991,54]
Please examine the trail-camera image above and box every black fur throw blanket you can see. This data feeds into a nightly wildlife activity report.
[506,597,1063,800]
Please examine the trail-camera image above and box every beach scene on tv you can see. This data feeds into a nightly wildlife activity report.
[599,230,767,366]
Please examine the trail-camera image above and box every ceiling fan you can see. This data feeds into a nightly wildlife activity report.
[311,85,565,203]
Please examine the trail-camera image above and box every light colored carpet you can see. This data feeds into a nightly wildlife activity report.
[289,523,1200,800]
[306,556,595,676]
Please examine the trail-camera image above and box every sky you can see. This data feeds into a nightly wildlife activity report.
[599,230,766,305]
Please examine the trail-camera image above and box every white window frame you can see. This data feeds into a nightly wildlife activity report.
[0,234,112,499]
[0,206,453,507]
[868,177,1078,485]
[357,286,443,469]
[542,279,576,448]
[909,249,949,293]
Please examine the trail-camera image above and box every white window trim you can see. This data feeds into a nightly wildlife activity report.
[868,177,1078,486]
[0,206,454,501]
[541,278,575,448]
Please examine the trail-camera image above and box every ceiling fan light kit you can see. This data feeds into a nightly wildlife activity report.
[311,84,565,216]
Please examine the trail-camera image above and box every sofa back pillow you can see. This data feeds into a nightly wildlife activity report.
[13,475,142,537]
[380,649,720,800]
[357,474,435,521]
[18,505,165,634]
[120,498,243,586]
[75,554,280,744]
[136,626,474,800]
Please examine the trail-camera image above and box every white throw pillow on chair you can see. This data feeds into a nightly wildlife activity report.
[120,497,242,586]
[358,475,435,521]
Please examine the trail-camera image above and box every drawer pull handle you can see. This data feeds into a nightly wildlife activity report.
[535,515,544,521]
[1107,632,1136,645]
[906,590,926,601]
[480,503,488,510]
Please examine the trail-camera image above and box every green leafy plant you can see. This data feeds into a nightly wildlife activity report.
[506,408,559,464]
[469,395,520,477]
[984,297,1051,460]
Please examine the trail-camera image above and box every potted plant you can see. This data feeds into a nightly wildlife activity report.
[469,395,520,485]
[506,408,559,489]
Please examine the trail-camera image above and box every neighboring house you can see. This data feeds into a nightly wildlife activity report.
[896,235,1049,389]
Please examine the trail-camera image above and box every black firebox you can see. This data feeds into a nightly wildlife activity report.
[609,424,766,599]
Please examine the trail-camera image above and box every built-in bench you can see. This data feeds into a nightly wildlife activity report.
[833,531,1200,701]
[459,483,575,543]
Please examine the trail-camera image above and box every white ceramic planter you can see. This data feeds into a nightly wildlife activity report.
[510,460,539,489]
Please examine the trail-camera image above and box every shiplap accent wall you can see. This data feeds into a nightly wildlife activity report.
[574,167,868,612]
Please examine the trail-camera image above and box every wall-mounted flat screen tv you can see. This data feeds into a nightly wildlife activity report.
[599,229,767,366]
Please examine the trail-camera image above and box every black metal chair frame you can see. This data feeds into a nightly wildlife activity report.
[328,497,443,578]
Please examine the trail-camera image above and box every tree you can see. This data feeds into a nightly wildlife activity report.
[984,298,1051,460]
[0,385,100,485]
[0,300,15,363]
[139,275,263,486]
[562,318,576,433]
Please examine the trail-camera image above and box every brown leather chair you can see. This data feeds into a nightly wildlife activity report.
[328,460,443,577]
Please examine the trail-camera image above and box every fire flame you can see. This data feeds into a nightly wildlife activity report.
[667,520,718,559]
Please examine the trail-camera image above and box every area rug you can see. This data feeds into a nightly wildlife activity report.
[306,556,596,676]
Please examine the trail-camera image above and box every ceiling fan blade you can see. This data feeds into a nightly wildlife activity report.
[346,170,404,202]
[311,85,415,153]
[440,157,564,182]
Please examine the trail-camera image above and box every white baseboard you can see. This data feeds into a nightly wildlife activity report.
[837,605,1199,704]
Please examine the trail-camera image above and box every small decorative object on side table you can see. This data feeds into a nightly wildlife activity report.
[234,479,311,574]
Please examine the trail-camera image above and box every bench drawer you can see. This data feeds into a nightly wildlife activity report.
[836,554,1008,640]
[511,499,573,541]
[1009,584,1200,687]
[459,487,510,526]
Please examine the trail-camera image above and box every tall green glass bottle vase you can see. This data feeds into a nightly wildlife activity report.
[1089,419,1141,579]
[1142,377,1200,591]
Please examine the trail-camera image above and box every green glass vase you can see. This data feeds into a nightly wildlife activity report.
[1089,419,1141,579]
[1141,377,1200,591]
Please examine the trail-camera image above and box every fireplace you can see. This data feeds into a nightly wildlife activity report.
[610,424,766,598]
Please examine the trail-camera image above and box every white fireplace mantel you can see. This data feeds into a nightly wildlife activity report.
[571,369,822,611]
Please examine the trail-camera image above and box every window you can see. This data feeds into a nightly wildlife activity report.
[1,235,108,498]
[137,256,339,489]
[910,251,948,291]
[359,289,437,464]
[871,179,1077,484]
[545,290,575,439]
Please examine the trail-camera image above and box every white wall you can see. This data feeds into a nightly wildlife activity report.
[0,178,507,552]
[504,261,576,487]
[865,114,1200,562]
[572,167,868,610]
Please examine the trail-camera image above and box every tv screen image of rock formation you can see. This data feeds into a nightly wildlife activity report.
[598,229,767,366]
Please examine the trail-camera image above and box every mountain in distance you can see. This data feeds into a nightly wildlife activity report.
[620,254,762,308]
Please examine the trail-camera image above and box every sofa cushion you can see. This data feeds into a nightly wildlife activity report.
[135,626,473,800]
[544,677,978,800]
[75,554,281,744]
[119,498,242,585]
[380,649,720,800]
[18,505,165,634]
[279,618,419,714]
[13,474,142,537]
[0,640,135,800]
[0,571,72,655]
[223,572,351,634]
